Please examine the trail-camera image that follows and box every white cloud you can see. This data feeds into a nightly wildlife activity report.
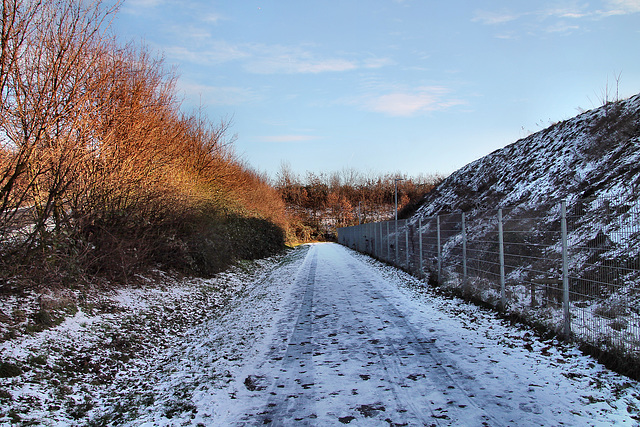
[143,3,391,76]
[203,12,227,24]
[602,0,640,15]
[164,41,250,65]
[473,6,590,26]
[363,57,395,69]
[241,44,392,75]
[474,1,640,30]
[125,0,165,8]
[120,0,166,15]
[360,87,464,117]
[164,38,390,75]
[472,10,521,25]
[179,82,259,106]
[244,49,358,74]
[545,21,580,34]
[259,135,320,143]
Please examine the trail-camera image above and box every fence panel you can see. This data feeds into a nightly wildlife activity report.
[337,195,640,364]
[566,197,640,356]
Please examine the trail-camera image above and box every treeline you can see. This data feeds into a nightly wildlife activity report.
[275,164,444,240]
[0,0,288,287]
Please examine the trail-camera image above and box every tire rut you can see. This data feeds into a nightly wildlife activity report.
[230,244,542,425]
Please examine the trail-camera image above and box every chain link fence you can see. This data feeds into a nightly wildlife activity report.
[338,196,640,369]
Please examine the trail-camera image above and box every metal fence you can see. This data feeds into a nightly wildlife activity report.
[338,196,640,363]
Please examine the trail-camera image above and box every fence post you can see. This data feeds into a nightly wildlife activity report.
[561,200,571,337]
[405,224,410,269]
[498,208,506,310]
[386,221,390,262]
[418,217,423,275]
[395,221,399,266]
[437,215,442,283]
[376,222,380,258]
[374,222,382,259]
[462,212,467,293]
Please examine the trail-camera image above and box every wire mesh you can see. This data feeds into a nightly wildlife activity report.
[337,195,640,361]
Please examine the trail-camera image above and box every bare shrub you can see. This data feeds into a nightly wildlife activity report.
[0,0,288,287]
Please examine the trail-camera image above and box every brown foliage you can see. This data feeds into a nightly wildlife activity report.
[0,0,288,287]
[275,164,443,241]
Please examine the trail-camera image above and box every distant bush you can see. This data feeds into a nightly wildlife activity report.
[173,213,285,276]
[275,164,444,241]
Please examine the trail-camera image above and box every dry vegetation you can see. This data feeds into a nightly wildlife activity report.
[0,0,288,288]
[275,163,443,241]
[0,0,442,291]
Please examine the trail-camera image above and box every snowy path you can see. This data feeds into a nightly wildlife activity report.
[5,243,638,425]
[213,243,639,426]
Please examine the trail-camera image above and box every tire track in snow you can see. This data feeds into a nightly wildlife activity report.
[326,244,499,426]
[256,246,319,425]
[230,245,320,425]
[340,250,551,425]
[229,243,562,425]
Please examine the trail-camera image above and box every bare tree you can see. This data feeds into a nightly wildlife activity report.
[0,0,119,243]
[0,0,43,235]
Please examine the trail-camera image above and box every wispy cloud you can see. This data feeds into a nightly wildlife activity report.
[545,21,580,33]
[259,135,321,143]
[122,1,227,26]
[164,37,391,75]
[472,10,520,25]
[472,7,589,26]
[243,46,358,74]
[164,41,250,65]
[179,82,260,106]
[357,86,464,117]
[363,57,395,69]
[125,0,166,8]
[202,12,227,24]
[121,0,167,16]
[474,1,640,31]
[136,1,391,76]
[602,0,640,15]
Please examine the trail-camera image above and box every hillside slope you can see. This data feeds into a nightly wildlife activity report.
[401,93,640,371]
[411,93,640,299]
[416,93,640,215]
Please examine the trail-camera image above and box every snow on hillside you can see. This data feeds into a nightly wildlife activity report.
[410,93,640,294]
[404,93,640,372]
[416,93,640,215]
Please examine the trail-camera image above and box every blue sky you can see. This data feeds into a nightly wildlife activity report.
[108,0,640,179]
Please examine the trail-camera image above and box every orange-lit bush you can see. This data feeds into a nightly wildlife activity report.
[0,0,287,286]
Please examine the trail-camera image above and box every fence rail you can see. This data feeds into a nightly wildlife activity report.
[338,196,640,364]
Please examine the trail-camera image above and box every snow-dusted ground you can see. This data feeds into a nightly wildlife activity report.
[2,243,640,425]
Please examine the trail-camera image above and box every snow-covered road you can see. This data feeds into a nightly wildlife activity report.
[211,243,639,426]
[4,242,638,425]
